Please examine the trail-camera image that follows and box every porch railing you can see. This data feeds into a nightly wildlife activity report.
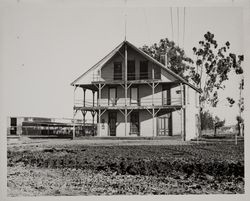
[74,97,181,108]
[92,72,161,82]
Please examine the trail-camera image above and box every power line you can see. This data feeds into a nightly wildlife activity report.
[183,7,186,48]
[177,7,179,45]
[143,7,151,45]
[170,7,174,41]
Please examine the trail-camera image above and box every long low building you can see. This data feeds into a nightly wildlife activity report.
[7,116,96,137]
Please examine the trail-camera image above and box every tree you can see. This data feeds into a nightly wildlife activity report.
[192,31,244,110]
[236,115,244,136]
[200,110,214,130]
[141,38,193,79]
[141,33,244,111]
[237,77,244,136]
[214,116,225,136]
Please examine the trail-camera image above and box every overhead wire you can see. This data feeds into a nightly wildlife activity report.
[143,7,152,45]
[183,7,186,49]
[170,7,174,41]
[177,7,179,45]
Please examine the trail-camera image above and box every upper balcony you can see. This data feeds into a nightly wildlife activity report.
[92,59,162,84]
[74,97,182,111]
[92,72,162,85]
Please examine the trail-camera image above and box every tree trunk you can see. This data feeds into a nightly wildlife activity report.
[214,126,217,137]
[238,123,240,136]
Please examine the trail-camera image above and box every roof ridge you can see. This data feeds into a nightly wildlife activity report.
[70,41,125,86]
[71,40,201,93]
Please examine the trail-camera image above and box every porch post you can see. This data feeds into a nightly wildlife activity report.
[98,84,101,136]
[152,67,155,137]
[180,83,185,141]
[81,110,87,135]
[72,86,77,140]
[167,87,172,136]
[91,111,95,136]
[82,88,86,135]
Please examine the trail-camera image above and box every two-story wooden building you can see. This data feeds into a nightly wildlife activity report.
[71,40,201,140]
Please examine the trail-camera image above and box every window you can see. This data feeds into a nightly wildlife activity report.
[140,61,148,79]
[130,87,139,105]
[187,86,190,104]
[128,60,135,80]
[114,62,122,80]
[195,92,199,108]
[162,89,171,105]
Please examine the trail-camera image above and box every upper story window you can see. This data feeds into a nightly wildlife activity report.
[128,60,135,80]
[114,62,122,80]
[109,87,117,106]
[140,61,148,80]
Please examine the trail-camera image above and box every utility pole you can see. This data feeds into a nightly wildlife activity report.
[124,43,128,136]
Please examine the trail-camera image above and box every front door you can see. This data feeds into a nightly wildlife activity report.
[109,112,117,136]
[130,111,139,135]
[157,115,169,136]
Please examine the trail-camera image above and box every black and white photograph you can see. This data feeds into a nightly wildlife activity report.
[0,0,249,198]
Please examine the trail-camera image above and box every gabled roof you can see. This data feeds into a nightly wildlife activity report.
[71,40,201,93]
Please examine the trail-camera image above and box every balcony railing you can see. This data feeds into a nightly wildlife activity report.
[92,72,161,82]
[74,97,181,108]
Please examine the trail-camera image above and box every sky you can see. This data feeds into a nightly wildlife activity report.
[0,0,249,126]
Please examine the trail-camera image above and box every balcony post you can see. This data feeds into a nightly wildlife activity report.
[92,91,95,107]
[83,88,86,107]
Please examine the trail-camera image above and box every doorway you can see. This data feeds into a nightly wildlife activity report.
[157,115,172,136]
[10,117,17,135]
[108,112,117,136]
[130,111,139,135]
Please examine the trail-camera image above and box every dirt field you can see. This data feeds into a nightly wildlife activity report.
[7,138,244,196]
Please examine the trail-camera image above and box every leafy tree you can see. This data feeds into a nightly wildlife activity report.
[236,115,244,136]
[200,110,214,130]
[192,31,244,109]
[140,38,193,79]
[141,33,244,111]
[236,77,244,136]
[238,78,244,113]
[214,116,225,136]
